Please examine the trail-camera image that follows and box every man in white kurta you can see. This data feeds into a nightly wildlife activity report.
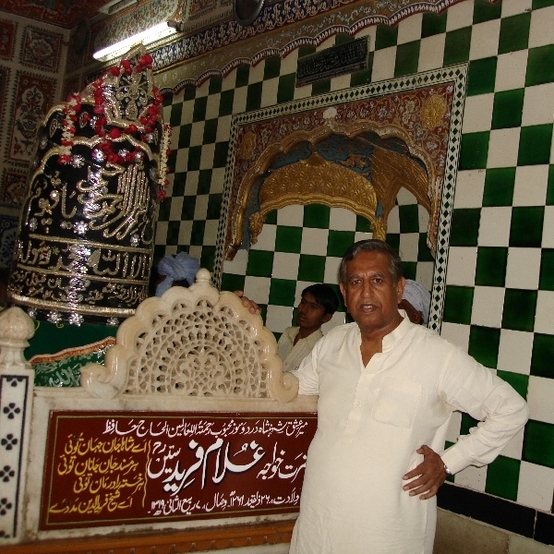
[289,240,528,554]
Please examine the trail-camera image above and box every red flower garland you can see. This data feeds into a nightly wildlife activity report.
[59,53,171,201]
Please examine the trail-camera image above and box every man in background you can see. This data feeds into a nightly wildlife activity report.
[277,284,338,372]
[235,284,339,372]
[151,252,200,296]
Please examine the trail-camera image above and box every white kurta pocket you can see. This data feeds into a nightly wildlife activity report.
[372,377,421,428]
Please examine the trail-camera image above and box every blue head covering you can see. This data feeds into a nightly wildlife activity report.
[155,252,200,296]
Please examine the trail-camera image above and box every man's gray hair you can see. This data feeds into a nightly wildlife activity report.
[339,239,403,284]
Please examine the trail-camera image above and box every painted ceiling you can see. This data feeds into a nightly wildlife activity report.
[0,0,106,29]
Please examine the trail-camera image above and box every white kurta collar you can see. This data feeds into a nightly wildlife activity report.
[380,310,411,353]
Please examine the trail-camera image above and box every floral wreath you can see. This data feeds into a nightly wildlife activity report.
[59,52,171,201]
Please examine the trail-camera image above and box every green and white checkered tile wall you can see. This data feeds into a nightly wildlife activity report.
[157,0,554,527]
[220,193,433,342]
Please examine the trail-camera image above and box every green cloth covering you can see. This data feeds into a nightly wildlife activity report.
[26,321,117,387]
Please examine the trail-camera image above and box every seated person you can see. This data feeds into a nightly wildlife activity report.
[277,284,339,372]
[399,278,431,325]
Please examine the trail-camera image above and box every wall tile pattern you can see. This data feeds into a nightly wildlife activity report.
[0,213,17,270]
[7,71,56,162]
[0,17,16,58]
[20,25,62,71]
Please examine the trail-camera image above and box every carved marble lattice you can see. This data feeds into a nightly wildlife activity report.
[81,269,297,402]
[126,299,269,397]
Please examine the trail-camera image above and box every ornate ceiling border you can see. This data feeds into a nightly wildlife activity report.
[153,0,470,91]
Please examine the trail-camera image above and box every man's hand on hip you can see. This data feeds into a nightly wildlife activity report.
[402,444,447,500]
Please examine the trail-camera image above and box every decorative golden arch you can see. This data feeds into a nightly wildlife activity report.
[249,148,386,246]
[227,121,433,260]
[221,77,458,262]
[217,67,469,333]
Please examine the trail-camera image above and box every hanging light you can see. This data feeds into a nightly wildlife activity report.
[93,21,177,62]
